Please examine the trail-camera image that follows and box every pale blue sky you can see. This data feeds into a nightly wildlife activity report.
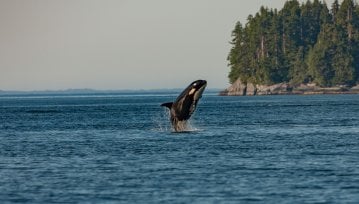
[0,0,335,91]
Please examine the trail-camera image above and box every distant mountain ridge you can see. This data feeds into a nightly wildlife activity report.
[0,88,222,96]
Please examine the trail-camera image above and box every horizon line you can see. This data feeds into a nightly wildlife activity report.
[0,87,224,93]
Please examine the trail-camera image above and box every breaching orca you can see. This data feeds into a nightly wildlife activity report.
[161,80,207,132]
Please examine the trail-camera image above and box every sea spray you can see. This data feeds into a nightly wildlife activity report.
[173,120,200,133]
[152,108,171,132]
[154,108,198,132]
[168,114,199,132]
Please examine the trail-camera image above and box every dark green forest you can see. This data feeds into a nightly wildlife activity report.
[227,0,359,87]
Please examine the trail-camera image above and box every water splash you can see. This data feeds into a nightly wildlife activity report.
[173,119,189,132]
[153,108,201,133]
[152,108,171,132]
[172,120,201,133]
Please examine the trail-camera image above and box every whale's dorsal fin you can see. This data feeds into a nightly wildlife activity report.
[161,102,173,109]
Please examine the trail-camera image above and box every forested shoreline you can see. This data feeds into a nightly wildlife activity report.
[227,0,359,89]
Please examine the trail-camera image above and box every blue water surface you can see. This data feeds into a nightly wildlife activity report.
[1,93,359,203]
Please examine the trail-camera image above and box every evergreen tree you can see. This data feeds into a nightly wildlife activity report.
[228,22,244,83]
[301,0,325,48]
[290,46,308,84]
[331,46,355,85]
[308,24,337,86]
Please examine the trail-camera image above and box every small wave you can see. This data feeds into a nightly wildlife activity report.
[25,110,60,114]
[171,129,202,134]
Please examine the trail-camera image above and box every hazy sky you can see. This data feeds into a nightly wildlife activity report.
[0,0,335,91]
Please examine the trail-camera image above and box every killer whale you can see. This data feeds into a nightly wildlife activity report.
[161,80,207,132]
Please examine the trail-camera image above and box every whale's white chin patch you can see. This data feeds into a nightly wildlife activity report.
[194,85,206,100]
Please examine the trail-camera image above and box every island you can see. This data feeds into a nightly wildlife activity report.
[222,0,359,96]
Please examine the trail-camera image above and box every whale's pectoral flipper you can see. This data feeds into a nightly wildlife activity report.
[161,102,173,109]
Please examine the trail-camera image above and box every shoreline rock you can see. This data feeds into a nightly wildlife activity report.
[220,78,359,96]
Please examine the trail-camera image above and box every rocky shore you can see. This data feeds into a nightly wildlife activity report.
[220,78,359,96]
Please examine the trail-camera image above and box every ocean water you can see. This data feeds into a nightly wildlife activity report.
[1,92,359,203]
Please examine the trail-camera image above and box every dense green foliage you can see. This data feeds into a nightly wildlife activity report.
[228,0,359,86]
